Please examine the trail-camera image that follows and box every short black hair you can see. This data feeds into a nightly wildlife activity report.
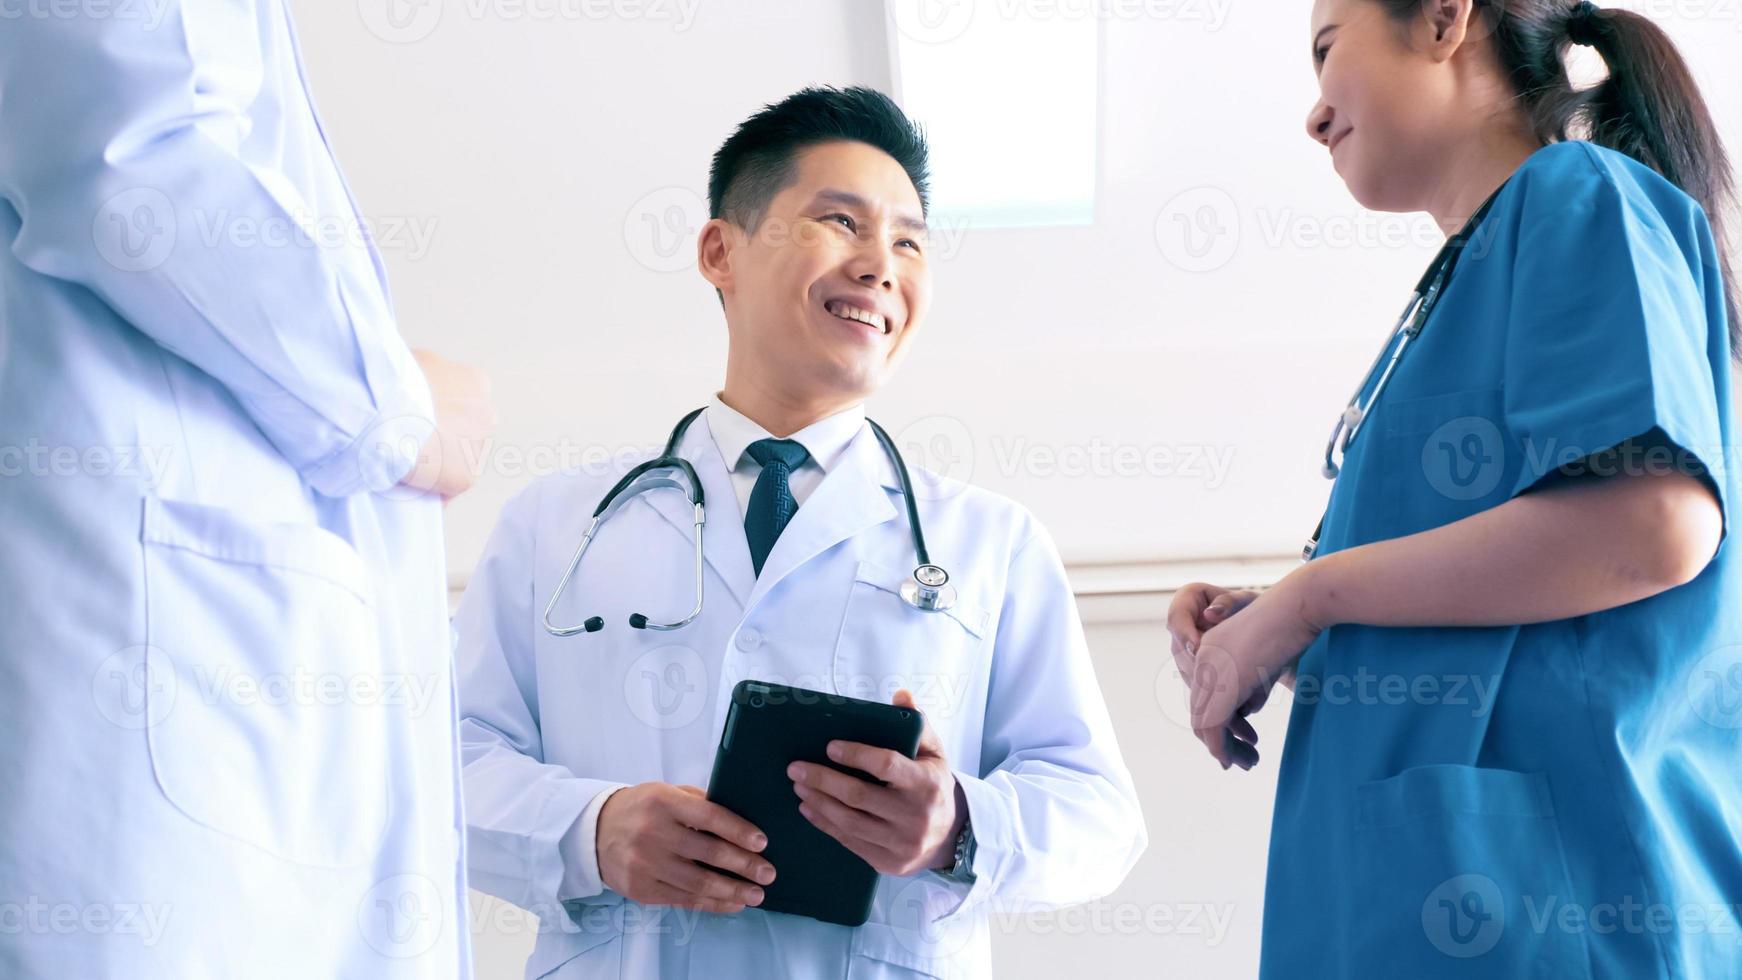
[707,86,930,231]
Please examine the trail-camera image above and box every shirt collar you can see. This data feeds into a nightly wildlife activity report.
[706,394,866,475]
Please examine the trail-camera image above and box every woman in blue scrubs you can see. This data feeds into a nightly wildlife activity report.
[1167,1,1740,977]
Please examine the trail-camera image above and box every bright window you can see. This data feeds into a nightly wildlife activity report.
[887,0,1099,228]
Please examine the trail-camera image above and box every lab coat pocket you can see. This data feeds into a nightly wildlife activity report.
[848,921,968,979]
[139,495,390,868]
[831,561,989,722]
[524,909,622,979]
[1351,765,1592,978]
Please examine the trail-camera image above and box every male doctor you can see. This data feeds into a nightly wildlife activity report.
[456,87,1145,978]
[0,3,487,978]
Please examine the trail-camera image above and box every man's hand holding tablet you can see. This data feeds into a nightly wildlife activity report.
[787,688,968,876]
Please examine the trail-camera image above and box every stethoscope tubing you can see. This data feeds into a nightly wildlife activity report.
[1304,189,1504,561]
[543,407,949,636]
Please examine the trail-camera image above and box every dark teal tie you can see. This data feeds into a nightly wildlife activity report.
[744,438,811,576]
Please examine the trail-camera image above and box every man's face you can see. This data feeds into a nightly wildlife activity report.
[705,140,932,404]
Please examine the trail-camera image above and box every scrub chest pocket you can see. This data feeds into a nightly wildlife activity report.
[1366,386,1513,538]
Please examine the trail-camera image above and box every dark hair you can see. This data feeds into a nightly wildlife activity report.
[707,86,930,232]
[1375,0,1739,361]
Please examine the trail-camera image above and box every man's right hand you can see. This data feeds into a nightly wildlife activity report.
[596,783,775,914]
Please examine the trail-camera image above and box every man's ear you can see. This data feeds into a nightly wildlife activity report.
[1419,0,1475,60]
[697,217,737,296]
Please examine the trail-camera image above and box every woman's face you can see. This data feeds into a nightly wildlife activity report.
[1305,0,1467,213]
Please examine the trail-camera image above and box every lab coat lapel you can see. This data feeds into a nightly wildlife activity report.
[633,415,756,610]
[743,425,900,616]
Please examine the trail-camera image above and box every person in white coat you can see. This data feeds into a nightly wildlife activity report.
[0,3,491,977]
[455,86,1146,979]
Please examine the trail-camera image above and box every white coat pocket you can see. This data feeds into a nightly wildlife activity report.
[139,495,390,868]
[847,920,969,979]
[830,560,990,725]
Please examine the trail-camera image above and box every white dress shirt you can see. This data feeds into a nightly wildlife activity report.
[702,394,867,519]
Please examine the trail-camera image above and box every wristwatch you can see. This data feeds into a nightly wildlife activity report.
[940,819,977,885]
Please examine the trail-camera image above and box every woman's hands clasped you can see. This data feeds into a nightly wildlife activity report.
[1165,574,1324,770]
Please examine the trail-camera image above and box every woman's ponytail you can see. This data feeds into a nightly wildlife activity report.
[1375,0,1739,360]
[1567,4,1738,357]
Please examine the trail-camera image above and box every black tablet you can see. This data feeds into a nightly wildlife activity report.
[705,680,925,927]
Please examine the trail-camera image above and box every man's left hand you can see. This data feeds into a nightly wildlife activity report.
[788,689,967,877]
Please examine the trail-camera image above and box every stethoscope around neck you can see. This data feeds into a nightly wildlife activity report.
[542,408,956,636]
[1303,189,1503,562]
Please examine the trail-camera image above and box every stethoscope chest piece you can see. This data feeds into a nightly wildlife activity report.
[901,563,957,612]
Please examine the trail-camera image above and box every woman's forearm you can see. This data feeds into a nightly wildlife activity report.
[1296,470,1723,631]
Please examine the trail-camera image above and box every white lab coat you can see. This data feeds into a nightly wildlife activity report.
[456,412,1146,979]
[0,3,468,977]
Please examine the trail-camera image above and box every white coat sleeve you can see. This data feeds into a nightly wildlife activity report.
[455,481,629,912]
[0,1,430,497]
[935,524,1147,921]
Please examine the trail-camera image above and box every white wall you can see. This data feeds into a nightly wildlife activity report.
[293,1,1741,575]
[287,2,1742,976]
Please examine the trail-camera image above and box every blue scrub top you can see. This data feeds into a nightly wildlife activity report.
[1262,141,1742,980]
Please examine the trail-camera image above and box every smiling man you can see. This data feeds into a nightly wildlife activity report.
[454,87,1145,979]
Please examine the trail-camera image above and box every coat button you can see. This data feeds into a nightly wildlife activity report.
[735,628,762,652]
